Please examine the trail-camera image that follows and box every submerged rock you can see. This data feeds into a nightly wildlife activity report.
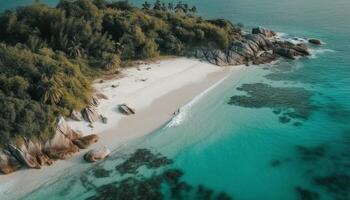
[73,134,99,149]
[84,146,110,162]
[270,160,282,167]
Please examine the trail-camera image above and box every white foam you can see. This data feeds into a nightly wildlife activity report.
[166,74,231,128]
[275,32,288,39]
[309,48,335,58]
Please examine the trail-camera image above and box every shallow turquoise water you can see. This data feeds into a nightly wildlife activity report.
[2,0,350,200]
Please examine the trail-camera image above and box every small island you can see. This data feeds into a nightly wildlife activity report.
[0,0,318,177]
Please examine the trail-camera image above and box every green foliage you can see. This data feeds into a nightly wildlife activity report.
[0,0,241,145]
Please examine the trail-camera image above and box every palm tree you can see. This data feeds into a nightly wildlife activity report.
[190,6,197,13]
[68,37,83,58]
[142,1,151,10]
[40,80,63,104]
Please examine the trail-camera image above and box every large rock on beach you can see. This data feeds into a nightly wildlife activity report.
[0,150,21,174]
[22,139,52,166]
[70,110,83,121]
[8,143,41,169]
[90,96,100,107]
[84,146,111,162]
[94,91,109,100]
[56,117,82,140]
[72,134,99,149]
[82,106,100,123]
[44,118,80,160]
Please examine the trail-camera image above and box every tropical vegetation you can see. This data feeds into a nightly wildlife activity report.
[0,0,242,145]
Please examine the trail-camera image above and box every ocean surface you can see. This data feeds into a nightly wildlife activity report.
[2,0,350,200]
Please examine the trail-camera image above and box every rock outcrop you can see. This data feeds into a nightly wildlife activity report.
[44,118,80,160]
[94,91,109,100]
[196,27,314,66]
[56,117,82,140]
[308,39,322,45]
[70,110,83,121]
[118,104,136,115]
[90,96,100,107]
[252,27,276,38]
[0,150,21,174]
[72,134,99,149]
[82,106,100,123]
[84,146,111,163]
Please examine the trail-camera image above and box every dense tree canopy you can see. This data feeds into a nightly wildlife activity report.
[0,0,241,145]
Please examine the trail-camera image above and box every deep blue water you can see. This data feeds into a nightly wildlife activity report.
[1,0,350,200]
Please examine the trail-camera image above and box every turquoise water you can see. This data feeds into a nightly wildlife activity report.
[2,0,350,200]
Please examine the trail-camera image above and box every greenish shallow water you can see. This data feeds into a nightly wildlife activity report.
[2,0,350,200]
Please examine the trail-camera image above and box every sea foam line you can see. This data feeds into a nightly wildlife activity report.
[165,73,231,128]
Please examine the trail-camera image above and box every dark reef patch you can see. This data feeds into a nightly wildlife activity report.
[269,157,291,168]
[296,145,327,162]
[314,174,350,200]
[293,122,303,127]
[91,166,112,178]
[270,159,282,167]
[228,83,314,124]
[295,186,320,200]
[294,131,350,200]
[115,149,173,174]
[76,148,233,200]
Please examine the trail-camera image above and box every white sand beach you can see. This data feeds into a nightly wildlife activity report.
[0,58,244,200]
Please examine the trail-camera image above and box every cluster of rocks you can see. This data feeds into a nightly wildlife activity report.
[71,93,109,124]
[0,117,99,174]
[197,27,321,66]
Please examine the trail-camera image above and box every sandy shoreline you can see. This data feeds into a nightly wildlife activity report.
[0,58,244,200]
